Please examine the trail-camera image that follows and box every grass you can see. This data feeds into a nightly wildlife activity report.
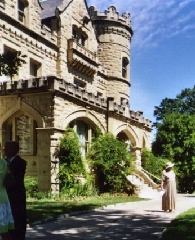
[161,208,195,240]
[26,194,146,224]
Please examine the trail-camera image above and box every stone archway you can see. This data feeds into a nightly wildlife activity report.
[0,100,44,156]
[114,124,142,166]
[64,108,106,133]
[0,100,44,128]
[69,117,100,157]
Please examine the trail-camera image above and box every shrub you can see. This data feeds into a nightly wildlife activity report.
[87,132,134,194]
[141,148,170,181]
[25,176,38,198]
[54,127,89,197]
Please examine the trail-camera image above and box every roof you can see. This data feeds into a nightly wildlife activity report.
[40,0,72,19]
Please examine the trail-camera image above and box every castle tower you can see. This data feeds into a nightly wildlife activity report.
[89,6,133,106]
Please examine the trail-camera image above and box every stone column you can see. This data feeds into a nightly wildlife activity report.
[131,146,142,168]
[36,129,52,192]
[50,131,62,193]
[37,128,63,193]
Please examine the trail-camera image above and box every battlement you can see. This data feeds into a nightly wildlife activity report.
[89,6,132,29]
[0,76,151,130]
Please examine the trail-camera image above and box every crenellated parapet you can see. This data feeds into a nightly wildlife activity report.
[0,76,151,130]
[89,6,133,38]
[89,6,132,27]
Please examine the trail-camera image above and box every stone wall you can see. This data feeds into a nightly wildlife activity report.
[0,1,152,192]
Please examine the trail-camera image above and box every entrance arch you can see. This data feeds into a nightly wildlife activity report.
[114,123,142,165]
[69,117,99,157]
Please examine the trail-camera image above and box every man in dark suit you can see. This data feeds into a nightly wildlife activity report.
[4,141,27,240]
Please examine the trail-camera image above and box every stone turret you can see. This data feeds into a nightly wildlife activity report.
[89,6,133,105]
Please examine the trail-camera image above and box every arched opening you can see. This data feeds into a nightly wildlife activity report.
[117,131,133,152]
[2,111,37,156]
[69,118,98,157]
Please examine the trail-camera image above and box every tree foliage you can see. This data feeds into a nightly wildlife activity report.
[54,128,86,193]
[154,85,195,124]
[141,148,165,180]
[87,132,134,194]
[0,51,26,82]
[153,86,195,193]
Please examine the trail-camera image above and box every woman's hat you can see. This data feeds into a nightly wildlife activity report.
[165,162,174,169]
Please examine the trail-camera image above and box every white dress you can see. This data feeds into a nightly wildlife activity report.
[0,158,14,233]
[162,169,177,211]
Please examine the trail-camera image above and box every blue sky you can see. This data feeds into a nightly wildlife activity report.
[87,0,195,139]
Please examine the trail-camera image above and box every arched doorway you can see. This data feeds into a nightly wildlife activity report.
[69,118,98,157]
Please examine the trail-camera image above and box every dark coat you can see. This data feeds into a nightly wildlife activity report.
[6,155,27,240]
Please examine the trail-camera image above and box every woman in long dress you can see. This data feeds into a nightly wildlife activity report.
[161,162,177,212]
[0,158,14,240]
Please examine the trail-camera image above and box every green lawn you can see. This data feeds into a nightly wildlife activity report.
[27,195,146,224]
[161,208,195,240]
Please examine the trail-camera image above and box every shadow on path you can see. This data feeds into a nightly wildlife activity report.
[26,208,171,240]
[26,195,195,240]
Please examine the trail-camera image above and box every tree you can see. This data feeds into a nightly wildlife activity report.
[87,132,134,193]
[153,85,195,124]
[0,51,26,83]
[153,88,195,193]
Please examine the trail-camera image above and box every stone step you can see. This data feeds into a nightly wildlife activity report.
[126,173,161,199]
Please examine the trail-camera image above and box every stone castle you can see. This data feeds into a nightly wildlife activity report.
[0,0,152,192]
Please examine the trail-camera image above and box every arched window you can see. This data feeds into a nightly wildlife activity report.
[70,119,97,157]
[3,112,37,155]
